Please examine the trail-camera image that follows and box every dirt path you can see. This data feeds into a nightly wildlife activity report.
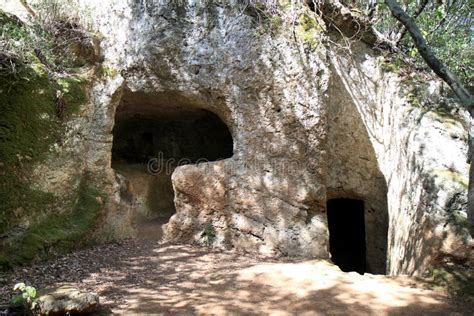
[0,233,469,315]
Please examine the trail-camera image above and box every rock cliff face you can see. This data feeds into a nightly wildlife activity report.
[85,0,332,261]
[2,0,471,276]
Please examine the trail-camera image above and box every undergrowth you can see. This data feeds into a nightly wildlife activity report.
[428,262,474,304]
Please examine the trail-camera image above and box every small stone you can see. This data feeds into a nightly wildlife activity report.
[95,196,104,205]
[37,283,99,315]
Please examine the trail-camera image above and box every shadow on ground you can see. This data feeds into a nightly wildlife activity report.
[85,242,468,315]
[1,236,469,315]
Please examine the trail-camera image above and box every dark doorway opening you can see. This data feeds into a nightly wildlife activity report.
[327,198,366,274]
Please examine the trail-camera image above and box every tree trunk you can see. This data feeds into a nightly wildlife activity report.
[394,0,429,46]
[469,111,474,236]
[20,0,37,18]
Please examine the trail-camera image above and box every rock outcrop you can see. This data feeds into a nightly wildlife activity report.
[1,0,471,276]
[37,284,99,315]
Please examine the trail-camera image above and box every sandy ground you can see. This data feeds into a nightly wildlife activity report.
[0,222,470,315]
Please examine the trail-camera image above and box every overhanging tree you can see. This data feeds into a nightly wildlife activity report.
[384,0,473,107]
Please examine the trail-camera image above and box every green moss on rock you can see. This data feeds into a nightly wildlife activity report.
[296,12,322,47]
[0,64,60,235]
[0,65,92,237]
[0,9,98,271]
[0,173,103,269]
[0,66,59,165]
[56,74,90,114]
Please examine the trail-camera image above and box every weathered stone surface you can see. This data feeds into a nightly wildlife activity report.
[329,42,471,275]
[75,0,332,258]
[1,0,471,276]
[37,284,99,315]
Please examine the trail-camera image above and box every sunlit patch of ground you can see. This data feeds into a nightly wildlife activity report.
[1,236,469,315]
[97,243,466,315]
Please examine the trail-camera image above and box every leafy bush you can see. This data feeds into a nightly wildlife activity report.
[11,282,39,314]
[202,223,216,246]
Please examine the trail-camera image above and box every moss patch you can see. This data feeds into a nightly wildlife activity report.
[0,173,103,270]
[0,63,60,235]
[254,13,283,36]
[0,62,91,232]
[433,168,469,189]
[0,10,97,270]
[0,66,58,165]
[296,12,323,47]
[56,74,90,115]
[95,64,119,79]
[376,55,408,75]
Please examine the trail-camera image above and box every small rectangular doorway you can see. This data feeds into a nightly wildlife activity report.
[327,198,366,274]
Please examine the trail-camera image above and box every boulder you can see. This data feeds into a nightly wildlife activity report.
[37,284,99,315]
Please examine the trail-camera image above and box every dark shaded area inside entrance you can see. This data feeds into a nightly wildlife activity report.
[327,198,366,274]
[112,110,233,164]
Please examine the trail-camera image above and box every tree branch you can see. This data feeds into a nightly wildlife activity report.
[394,0,429,46]
[385,0,473,108]
[19,0,37,18]
[319,0,396,51]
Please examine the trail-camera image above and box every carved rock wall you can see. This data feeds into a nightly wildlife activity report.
[78,1,471,275]
[4,0,470,275]
[329,43,471,275]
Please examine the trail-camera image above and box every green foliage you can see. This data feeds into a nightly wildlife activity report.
[296,12,322,47]
[11,282,39,312]
[0,11,27,43]
[202,223,216,246]
[0,11,33,77]
[399,0,473,86]
[344,0,473,86]
[1,0,97,78]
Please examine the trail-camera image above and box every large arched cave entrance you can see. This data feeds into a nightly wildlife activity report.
[111,91,233,238]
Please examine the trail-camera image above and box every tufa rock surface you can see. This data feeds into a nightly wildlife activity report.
[37,284,99,315]
[0,0,471,276]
